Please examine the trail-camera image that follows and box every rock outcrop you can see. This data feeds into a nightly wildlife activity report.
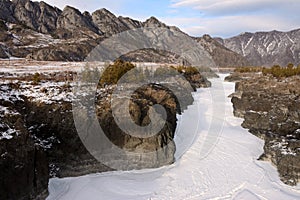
[229,73,300,185]
[95,84,180,169]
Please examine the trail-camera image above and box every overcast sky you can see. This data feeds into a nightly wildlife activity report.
[41,0,300,38]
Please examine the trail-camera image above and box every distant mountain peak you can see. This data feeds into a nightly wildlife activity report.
[147,16,160,22]
[144,16,165,27]
[98,8,112,13]
[62,5,81,13]
[238,32,252,36]
[202,34,213,40]
[93,8,116,19]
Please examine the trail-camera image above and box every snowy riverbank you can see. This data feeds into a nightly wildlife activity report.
[47,74,300,200]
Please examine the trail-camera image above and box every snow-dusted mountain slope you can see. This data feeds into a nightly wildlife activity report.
[47,75,300,200]
[216,29,300,66]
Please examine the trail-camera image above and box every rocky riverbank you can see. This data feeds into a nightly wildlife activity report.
[0,64,210,199]
[228,73,300,186]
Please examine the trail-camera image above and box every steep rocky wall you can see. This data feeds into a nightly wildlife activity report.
[1,83,180,199]
[0,85,49,200]
[0,68,209,199]
[229,73,300,185]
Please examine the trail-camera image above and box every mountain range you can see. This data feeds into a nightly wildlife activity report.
[0,0,299,67]
[216,29,300,66]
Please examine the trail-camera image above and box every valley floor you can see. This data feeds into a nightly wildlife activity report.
[47,75,300,200]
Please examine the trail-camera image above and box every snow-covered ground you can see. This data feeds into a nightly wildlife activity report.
[0,61,86,74]
[47,75,300,200]
[0,61,187,74]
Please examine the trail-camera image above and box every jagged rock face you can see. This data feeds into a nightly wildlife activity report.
[24,100,111,178]
[92,9,132,36]
[143,16,182,33]
[217,29,300,66]
[0,0,16,23]
[96,84,179,169]
[143,16,166,28]
[56,6,99,38]
[11,0,61,33]
[0,44,9,58]
[0,84,49,200]
[197,34,250,68]
[0,134,49,200]
[37,1,62,33]
[229,74,300,185]
[1,20,14,36]
[118,16,143,29]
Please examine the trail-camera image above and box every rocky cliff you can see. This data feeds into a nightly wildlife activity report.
[229,73,300,185]
[0,64,210,199]
[0,83,49,200]
[0,81,178,199]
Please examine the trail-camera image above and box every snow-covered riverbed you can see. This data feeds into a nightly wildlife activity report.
[47,75,300,200]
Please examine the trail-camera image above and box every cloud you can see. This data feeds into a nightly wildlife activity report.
[168,0,300,37]
[171,0,300,16]
[162,14,300,38]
